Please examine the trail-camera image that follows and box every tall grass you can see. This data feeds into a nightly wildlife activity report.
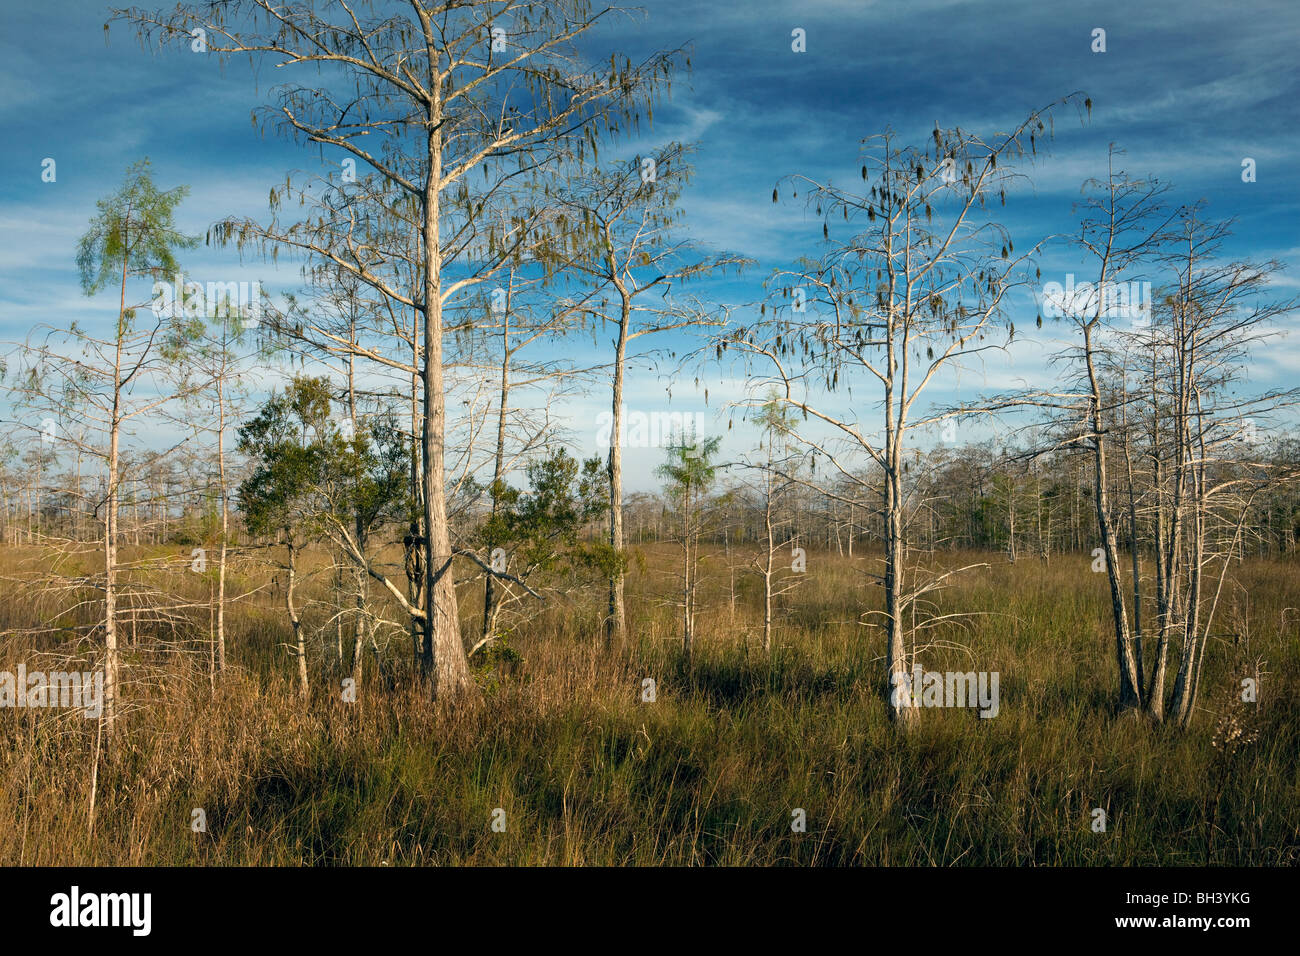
[0,544,1295,865]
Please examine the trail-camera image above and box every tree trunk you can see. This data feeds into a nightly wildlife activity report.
[103,410,120,737]
[347,347,368,686]
[409,316,423,669]
[101,244,131,738]
[763,467,774,655]
[215,372,228,675]
[682,479,693,666]
[352,565,368,686]
[1084,323,1142,710]
[1171,431,1207,726]
[605,292,630,651]
[420,118,473,703]
[483,308,509,648]
[286,536,307,699]
[884,466,915,727]
[1122,429,1143,693]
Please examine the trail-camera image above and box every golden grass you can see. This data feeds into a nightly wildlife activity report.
[0,543,1295,865]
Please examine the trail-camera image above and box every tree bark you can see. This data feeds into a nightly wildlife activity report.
[605,289,631,651]
[286,536,307,699]
[420,113,473,703]
[1084,322,1143,711]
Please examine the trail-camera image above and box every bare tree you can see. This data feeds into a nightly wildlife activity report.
[734,98,1083,724]
[1151,205,1300,725]
[10,160,197,736]
[552,142,749,652]
[738,396,801,655]
[1051,153,1179,712]
[176,299,262,681]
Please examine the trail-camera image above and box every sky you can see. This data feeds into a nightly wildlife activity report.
[1,0,1297,491]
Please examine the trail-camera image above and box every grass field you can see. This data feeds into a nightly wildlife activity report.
[0,543,1295,865]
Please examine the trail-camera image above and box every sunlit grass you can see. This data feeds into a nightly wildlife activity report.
[0,544,1295,865]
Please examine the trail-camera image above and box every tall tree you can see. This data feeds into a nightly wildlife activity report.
[738,396,800,655]
[15,159,196,736]
[1054,155,1176,712]
[1152,206,1300,725]
[656,430,721,667]
[174,296,262,680]
[117,0,682,702]
[735,99,1082,725]
[554,142,749,651]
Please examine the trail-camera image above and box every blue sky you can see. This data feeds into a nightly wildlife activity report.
[2,0,1297,489]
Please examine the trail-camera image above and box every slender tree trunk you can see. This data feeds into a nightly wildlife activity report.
[101,241,131,738]
[215,371,228,675]
[1148,346,1170,718]
[883,311,916,727]
[848,502,854,558]
[1084,323,1142,710]
[1122,429,1143,693]
[104,409,120,737]
[483,310,509,647]
[884,466,914,726]
[763,466,774,655]
[336,567,347,669]
[409,314,422,669]
[1007,479,1017,563]
[1171,409,1207,726]
[1152,323,1193,719]
[346,347,368,686]
[286,536,307,699]
[421,117,473,703]
[605,292,630,651]
[681,480,693,666]
[352,563,368,686]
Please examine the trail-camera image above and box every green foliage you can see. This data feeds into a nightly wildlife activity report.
[476,448,620,580]
[235,375,409,543]
[755,393,798,443]
[656,432,723,504]
[76,157,198,301]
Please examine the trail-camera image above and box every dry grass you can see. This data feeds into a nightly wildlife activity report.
[0,542,1296,865]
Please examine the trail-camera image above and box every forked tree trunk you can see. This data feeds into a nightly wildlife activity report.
[1084,323,1142,711]
[1171,439,1207,726]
